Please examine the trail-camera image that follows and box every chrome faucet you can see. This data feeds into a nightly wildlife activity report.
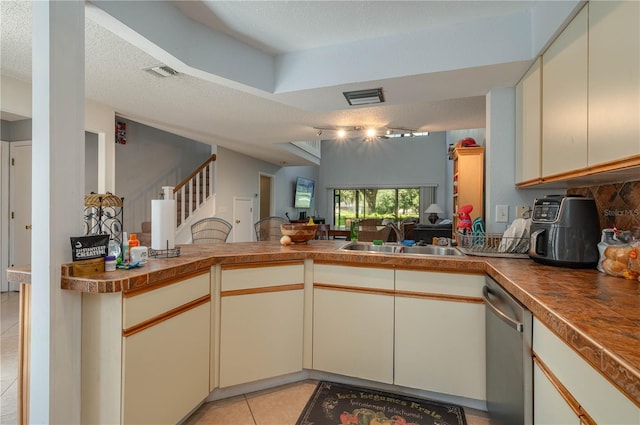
[386,222,403,243]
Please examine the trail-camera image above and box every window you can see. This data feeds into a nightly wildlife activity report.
[333,187,436,226]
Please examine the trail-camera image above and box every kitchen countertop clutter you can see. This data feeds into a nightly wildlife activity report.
[7,240,640,408]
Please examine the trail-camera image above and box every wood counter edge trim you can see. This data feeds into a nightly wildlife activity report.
[532,354,597,425]
[515,155,640,188]
[313,283,482,303]
[18,283,30,425]
[313,259,395,270]
[314,283,394,297]
[221,260,304,271]
[221,283,304,297]
[122,294,210,337]
[123,269,210,298]
[395,289,483,304]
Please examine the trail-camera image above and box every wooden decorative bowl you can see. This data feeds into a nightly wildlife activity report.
[280,224,318,243]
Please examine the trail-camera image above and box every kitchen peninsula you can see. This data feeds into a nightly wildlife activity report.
[8,241,640,424]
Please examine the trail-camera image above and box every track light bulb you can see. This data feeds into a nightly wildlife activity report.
[337,129,347,138]
[317,129,323,136]
[366,128,376,138]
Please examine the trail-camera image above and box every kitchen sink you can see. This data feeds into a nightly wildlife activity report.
[340,243,401,253]
[400,245,465,256]
[340,242,465,257]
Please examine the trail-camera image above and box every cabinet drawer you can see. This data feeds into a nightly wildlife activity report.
[123,272,210,329]
[395,269,484,297]
[221,261,303,291]
[314,263,394,291]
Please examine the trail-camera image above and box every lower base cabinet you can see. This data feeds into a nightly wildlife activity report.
[533,318,639,424]
[81,271,211,425]
[219,261,305,388]
[394,270,485,400]
[122,303,210,424]
[313,263,394,384]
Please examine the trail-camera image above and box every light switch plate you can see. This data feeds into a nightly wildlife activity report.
[496,205,509,222]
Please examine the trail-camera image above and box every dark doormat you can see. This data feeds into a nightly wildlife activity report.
[296,381,467,425]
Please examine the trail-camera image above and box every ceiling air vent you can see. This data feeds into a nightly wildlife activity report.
[343,88,385,106]
[342,87,384,106]
[144,65,178,78]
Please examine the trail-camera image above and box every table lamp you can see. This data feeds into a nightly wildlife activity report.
[425,204,444,224]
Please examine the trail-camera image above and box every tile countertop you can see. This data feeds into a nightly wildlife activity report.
[6,240,639,407]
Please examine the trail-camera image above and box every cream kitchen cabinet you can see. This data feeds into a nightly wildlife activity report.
[313,262,394,384]
[541,5,588,177]
[394,269,485,401]
[515,57,542,184]
[588,0,640,165]
[82,271,211,425]
[533,359,582,425]
[218,261,304,388]
[533,318,639,424]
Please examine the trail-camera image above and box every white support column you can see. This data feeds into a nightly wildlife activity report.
[31,1,84,423]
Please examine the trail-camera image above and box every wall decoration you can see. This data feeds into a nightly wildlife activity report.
[116,121,127,144]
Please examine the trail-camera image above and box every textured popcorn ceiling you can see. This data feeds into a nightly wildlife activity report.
[0,1,577,165]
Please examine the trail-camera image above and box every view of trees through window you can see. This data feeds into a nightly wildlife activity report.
[333,188,421,226]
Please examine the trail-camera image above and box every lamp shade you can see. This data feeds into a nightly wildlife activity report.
[424,204,444,214]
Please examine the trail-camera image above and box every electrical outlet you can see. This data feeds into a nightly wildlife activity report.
[496,204,509,223]
[516,205,531,219]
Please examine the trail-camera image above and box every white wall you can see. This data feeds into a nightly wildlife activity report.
[215,146,281,238]
[113,117,212,234]
[274,165,319,220]
[318,133,448,224]
[485,88,561,233]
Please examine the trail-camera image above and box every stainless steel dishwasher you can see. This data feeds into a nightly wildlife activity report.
[483,277,533,425]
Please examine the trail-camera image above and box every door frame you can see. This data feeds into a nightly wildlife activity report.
[0,141,9,291]
[258,172,276,218]
[4,140,32,292]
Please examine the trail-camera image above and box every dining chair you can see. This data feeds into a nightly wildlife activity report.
[316,223,330,240]
[254,216,288,241]
[191,217,233,244]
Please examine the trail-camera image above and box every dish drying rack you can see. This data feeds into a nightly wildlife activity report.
[458,232,530,258]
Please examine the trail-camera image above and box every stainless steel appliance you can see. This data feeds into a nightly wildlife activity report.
[529,194,600,268]
[484,277,533,425]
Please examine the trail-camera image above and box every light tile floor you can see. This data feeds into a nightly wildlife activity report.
[0,292,492,425]
[185,380,492,425]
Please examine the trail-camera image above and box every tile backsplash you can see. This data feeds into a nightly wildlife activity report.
[567,180,640,232]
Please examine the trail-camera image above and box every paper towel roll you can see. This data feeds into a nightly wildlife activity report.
[152,199,176,250]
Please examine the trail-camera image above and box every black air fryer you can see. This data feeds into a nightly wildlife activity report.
[529,195,600,268]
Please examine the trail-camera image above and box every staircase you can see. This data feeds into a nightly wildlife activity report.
[173,154,216,228]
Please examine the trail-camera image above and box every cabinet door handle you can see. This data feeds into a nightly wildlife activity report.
[25,225,32,230]
[235,220,241,224]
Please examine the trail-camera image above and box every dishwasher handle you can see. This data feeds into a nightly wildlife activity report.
[482,286,524,333]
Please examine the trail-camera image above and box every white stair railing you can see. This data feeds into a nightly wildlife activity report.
[173,154,216,228]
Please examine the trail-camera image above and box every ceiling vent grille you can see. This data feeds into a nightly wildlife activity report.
[343,88,385,106]
[144,65,178,78]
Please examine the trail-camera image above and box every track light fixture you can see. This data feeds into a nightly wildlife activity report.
[313,126,428,141]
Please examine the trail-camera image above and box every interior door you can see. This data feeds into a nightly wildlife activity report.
[232,197,253,242]
[259,174,274,219]
[9,141,32,290]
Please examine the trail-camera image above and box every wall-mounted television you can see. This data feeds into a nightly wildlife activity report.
[294,177,315,209]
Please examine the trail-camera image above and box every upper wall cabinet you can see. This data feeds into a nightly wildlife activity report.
[588,0,640,165]
[541,5,588,177]
[515,58,542,184]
